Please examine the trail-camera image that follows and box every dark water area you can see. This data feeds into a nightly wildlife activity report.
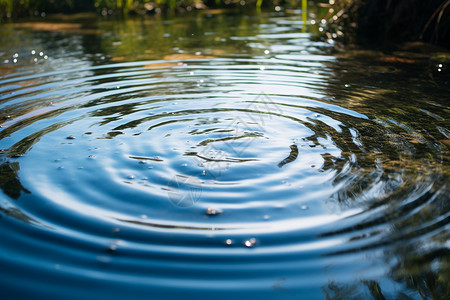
[0,9,449,300]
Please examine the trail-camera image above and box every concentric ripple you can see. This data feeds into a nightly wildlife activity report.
[1,11,449,299]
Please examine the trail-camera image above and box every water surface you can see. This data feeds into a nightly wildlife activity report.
[0,9,449,299]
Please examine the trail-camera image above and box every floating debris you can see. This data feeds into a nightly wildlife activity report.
[66,135,76,140]
[205,208,222,216]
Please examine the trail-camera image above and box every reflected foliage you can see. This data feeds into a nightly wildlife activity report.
[0,161,30,199]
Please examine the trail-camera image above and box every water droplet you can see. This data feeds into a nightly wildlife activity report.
[66,135,76,139]
[33,58,37,62]
[244,238,257,248]
[345,84,351,88]
[275,6,281,11]
[225,239,233,245]
[142,177,148,180]
[438,64,443,68]
[438,68,442,72]
[31,50,36,55]
[13,53,18,58]
[13,58,17,63]
[44,55,48,59]
[206,208,223,216]
[128,175,135,179]
[39,52,44,56]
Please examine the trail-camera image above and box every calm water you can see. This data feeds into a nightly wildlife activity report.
[0,9,449,299]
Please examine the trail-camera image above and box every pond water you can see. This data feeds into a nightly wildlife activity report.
[0,8,449,299]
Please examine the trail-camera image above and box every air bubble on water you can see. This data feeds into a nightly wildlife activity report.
[260,66,265,71]
[301,205,309,210]
[438,68,442,72]
[39,52,44,56]
[345,84,351,88]
[31,50,36,55]
[44,55,48,59]
[225,239,233,245]
[202,170,206,175]
[182,163,187,167]
[108,244,117,252]
[13,59,17,63]
[264,50,270,55]
[263,215,270,220]
[33,58,38,62]
[438,64,443,68]
[190,71,194,75]
[128,175,135,179]
[140,214,147,219]
[206,208,223,216]
[13,53,18,58]
[244,238,257,248]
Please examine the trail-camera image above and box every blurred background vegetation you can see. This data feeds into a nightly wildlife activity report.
[0,0,449,46]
